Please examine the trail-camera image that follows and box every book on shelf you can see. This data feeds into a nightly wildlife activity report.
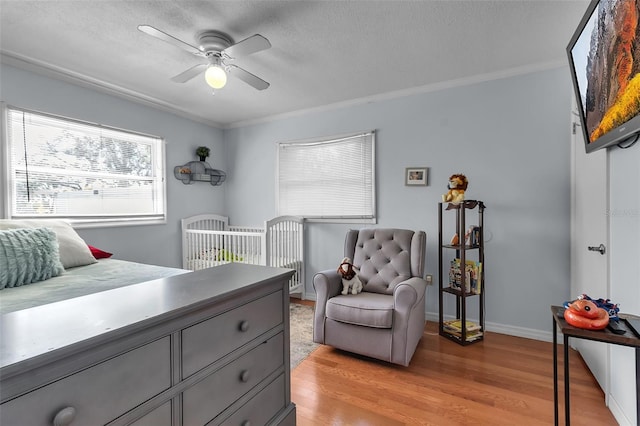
[447,329,483,342]
[449,226,481,248]
[442,321,483,341]
[448,258,482,294]
[465,226,481,246]
[443,319,481,332]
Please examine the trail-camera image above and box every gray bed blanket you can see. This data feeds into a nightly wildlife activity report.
[0,259,189,314]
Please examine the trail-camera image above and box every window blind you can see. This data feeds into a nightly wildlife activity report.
[277,131,375,219]
[5,107,166,224]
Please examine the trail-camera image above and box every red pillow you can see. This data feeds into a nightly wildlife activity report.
[88,245,113,259]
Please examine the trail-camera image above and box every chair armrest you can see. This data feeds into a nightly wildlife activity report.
[393,277,427,312]
[313,269,343,305]
[312,269,343,344]
[392,276,428,366]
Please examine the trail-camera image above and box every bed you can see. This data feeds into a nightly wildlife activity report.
[182,214,305,293]
[0,220,296,425]
[0,258,188,314]
[0,219,189,315]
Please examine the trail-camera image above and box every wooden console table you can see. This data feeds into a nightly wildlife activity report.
[551,305,640,425]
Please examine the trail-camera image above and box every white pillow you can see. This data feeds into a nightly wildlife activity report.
[0,220,96,269]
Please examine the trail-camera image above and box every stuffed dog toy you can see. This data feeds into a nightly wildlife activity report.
[337,257,363,295]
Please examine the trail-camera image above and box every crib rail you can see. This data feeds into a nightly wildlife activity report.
[182,214,305,295]
[229,225,263,233]
[183,229,265,269]
[182,214,228,231]
[265,216,304,293]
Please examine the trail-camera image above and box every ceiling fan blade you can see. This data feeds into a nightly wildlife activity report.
[171,64,207,83]
[138,24,202,56]
[228,64,270,90]
[223,34,271,58]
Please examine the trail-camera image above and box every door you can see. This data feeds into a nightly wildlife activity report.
[570,103,609,391]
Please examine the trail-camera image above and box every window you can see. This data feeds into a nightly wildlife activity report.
[277,131,375,221]
[3,106,166,227]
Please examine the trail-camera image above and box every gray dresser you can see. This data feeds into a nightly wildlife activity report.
[0,263,296,425]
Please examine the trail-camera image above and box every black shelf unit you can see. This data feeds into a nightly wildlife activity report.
[438,200,486,345]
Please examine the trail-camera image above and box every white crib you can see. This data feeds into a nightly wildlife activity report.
[181,214,305,293]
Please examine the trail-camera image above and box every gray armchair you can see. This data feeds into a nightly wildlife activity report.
[313,228,427,366]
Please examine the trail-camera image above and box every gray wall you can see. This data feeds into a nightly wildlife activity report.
[1,61,574,336]
[0,63,226,268]
[609,143,640,424]
[224,67,572,336]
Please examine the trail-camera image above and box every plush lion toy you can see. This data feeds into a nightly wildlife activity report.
[337,257,363,295]
[442,174,468,204]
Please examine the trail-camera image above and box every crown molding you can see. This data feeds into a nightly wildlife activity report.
[2,50,566,131]
[224,59,567,129]
[0,51,224,129]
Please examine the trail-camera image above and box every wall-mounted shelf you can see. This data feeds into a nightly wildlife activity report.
[174,161,226,186]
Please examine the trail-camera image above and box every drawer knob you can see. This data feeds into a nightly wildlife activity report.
[241,421,251,426]
[239,320,250,332]
[239,369,250,382]
[52,406,76,426]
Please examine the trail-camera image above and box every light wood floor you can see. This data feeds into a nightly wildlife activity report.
[290,303,617,425]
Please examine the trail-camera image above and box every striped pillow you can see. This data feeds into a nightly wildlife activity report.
[0,227,65,289]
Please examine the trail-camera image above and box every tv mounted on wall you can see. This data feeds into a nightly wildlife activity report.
[567,0,640,153]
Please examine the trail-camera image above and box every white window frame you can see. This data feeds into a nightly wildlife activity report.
[276,130,376,223]
[1,104,167,228]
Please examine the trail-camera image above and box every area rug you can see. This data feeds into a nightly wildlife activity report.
[289,303,320,369]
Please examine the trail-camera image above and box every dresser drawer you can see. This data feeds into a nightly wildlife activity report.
[182,332,284,426]
[0,337,171,426]
[212,374,286,426]
[182,290,283,378]
[129,401,172,426]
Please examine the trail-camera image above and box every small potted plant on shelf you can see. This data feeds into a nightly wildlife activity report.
[196,146,210,162]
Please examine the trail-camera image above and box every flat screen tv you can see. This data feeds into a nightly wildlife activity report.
[567,0,640,153]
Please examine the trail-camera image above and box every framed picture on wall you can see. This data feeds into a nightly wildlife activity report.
[405,167,428,186]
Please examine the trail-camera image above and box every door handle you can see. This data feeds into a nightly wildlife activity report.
[587,244,606,255]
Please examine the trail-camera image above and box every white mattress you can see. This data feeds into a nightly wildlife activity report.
[0,259,188,314]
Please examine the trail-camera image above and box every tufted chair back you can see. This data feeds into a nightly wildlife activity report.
[344,228,426,295]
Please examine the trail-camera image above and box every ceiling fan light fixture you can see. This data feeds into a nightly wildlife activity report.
[205,64,227,89]
[138,25,270,91]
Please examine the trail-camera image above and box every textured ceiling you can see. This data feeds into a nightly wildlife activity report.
[0,0,590,128]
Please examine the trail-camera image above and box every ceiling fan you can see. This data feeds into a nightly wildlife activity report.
[138,24,271,91]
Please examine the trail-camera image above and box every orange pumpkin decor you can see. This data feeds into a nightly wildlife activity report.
[564,299,610,330]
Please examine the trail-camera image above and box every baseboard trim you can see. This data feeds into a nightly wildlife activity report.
[607,393,634,426]
[302,296,555,342]
[426,311,554,342]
